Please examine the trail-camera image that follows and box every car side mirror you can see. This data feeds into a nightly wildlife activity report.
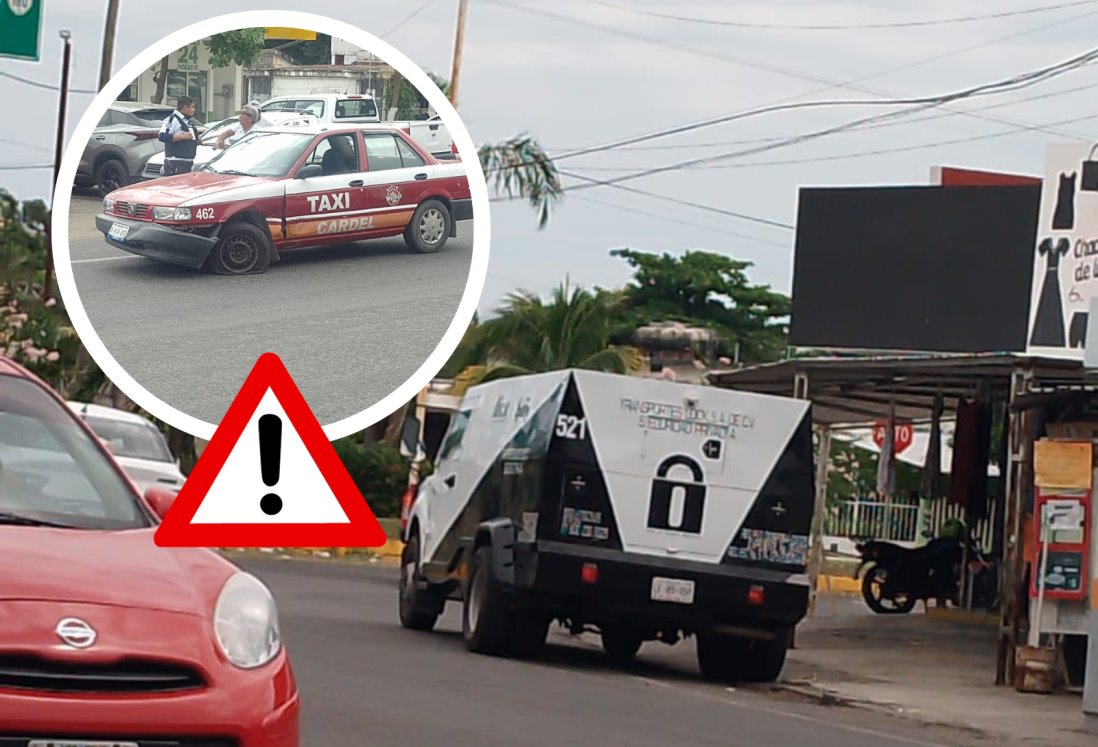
[296,164,323,180]
[400,415,427,461]
[145,486,178,520]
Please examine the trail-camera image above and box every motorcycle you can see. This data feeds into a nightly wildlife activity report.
[855,533,998,614]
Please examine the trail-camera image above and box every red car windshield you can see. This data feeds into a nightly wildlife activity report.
[201,130,316,178]
[0,377,149,530]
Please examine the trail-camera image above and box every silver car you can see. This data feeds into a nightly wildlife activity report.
[76,101,195,195]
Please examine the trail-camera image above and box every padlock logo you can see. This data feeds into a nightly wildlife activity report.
[647,454,706,534]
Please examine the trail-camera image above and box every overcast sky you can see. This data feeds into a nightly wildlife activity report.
[4,0,1098,317]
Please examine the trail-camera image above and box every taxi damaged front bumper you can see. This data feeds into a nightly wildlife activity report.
[96,213,217,270]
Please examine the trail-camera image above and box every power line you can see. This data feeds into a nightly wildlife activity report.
[494,1,1098,161]
[382,0,437,37]
[486,44,1098,185]
[586,0,1098,30]
[570,193,793,248]
[0,68,96,94]
[574,110,1098,173]
[548,77,1098,153]
[556,170,796,230]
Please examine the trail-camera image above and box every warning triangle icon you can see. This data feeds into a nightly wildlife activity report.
[154,352,388,548]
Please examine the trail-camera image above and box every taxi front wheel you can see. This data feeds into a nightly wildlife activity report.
[404,199,451,254]
[206,222,273,275]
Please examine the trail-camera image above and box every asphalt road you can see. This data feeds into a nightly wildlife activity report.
[232,555,990,747]
[63,193,475,427]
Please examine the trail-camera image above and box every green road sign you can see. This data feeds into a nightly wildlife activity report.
[0,0,44,62]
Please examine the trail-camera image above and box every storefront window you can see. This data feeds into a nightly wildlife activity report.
[167,70,208,121]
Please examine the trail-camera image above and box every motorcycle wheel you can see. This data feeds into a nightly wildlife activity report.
[862,566,917,614]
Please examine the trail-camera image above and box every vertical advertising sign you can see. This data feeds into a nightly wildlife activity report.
[1027,142,1098,360]
[0,0,44,61]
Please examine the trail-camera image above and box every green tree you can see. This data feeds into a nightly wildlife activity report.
[204,29,268,69]
[450,279,644,392]
[478,136,562,229]
[607,249,791,365]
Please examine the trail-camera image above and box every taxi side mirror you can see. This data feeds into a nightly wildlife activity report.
[296,164,323,180]
[144,486,178,520]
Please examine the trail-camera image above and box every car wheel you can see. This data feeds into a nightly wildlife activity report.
[403,199,451,253]
[398,534,441,632]
[206,222,273,275]
[462,546,513,656]
[96,158,128,196]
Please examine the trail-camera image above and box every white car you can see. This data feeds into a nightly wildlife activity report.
[142,110,319,179]
[66,401,187,495]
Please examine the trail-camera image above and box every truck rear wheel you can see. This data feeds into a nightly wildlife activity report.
[398,534,441,632]
[462,546,513,655]
[601,625,644,665]
[738,631,790,683]
[695,632,747,683]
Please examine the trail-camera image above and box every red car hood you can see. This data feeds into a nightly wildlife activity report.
[110,171,271,206]
[0,526,236,616]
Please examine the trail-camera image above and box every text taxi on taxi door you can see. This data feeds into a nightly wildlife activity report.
[94,123,473,275]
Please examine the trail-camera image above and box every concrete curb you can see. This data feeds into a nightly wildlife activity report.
[817,574,862,595]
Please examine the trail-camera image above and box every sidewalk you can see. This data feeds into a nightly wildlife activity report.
[781,594,1091,747]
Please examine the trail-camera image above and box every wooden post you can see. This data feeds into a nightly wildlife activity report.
[99,0,121,91]
[448,0,469,107]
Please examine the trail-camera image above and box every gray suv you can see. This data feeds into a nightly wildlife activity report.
[76,102,201,195]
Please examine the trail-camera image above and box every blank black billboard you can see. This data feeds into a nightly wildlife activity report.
[789,185,1041,353]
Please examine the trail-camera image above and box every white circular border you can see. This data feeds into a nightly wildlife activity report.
[52,10,491,443]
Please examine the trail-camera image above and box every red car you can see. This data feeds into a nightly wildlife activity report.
[0,357,299,745]
[95,123,473,275]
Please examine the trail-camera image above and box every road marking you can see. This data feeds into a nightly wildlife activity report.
[72,256,140,264]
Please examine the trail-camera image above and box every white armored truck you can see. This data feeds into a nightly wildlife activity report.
[398,369,815,683]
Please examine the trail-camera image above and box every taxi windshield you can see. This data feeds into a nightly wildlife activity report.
[201,131,314,178]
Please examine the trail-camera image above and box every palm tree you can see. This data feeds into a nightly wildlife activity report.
[477,136,561,229]
[450,279,645,394]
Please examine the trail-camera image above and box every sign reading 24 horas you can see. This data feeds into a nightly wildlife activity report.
[1026,142,1098,360]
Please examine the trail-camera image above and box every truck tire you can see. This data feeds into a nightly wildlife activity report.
[695,632,749,683]
[600,625,644,665]
[403,199,451,253]
[398,534,441,632]
[738,631,790,683]
[96,158,128,196]
[462,546,513,655]
[206,222,272,275]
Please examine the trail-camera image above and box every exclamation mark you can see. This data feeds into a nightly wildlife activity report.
[259,414,282,515]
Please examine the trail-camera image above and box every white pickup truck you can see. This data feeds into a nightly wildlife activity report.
[390,114,456,160]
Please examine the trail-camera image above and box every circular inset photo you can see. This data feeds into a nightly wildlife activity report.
[53,11,490,442]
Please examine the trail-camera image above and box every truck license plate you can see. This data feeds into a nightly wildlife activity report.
[108,222,129,241]
[651,576,695,604]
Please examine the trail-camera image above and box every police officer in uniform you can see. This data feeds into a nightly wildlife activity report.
[158,95,200,176]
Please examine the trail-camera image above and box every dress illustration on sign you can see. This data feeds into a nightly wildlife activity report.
[1070,311,1089,349]
[1029,237,1071,348]
[1052,172,1076,230]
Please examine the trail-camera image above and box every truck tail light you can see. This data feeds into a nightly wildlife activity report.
[399,484,417,533]
[581,563,598,584]
[748,585,765,605]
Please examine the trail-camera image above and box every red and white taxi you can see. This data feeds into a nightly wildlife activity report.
[95,123,473,274]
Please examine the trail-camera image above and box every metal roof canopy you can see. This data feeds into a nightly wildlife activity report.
[706,352,1088,427]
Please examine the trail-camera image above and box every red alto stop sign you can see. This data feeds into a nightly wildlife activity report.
[873,421,914,454]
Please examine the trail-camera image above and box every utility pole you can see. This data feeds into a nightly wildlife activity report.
[98,0,121,91]
[448,0,469,107]
[44,30,73,305]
